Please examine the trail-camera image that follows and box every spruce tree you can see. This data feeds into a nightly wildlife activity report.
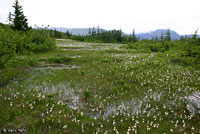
[165,29,171,41]
[66,30,71,38]
[12,0,29,31]
[8,12,13,25]
[88,28,91,36]
[97,25,100,35]
[132,28,137,42]
[92,27,96,36]
[160,31,164,41]
[155,36,158,41]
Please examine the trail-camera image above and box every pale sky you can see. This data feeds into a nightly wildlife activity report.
[0,0,200,35]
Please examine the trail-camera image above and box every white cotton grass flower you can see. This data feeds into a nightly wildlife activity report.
[191,126,195,130]
[147,127,150,130]
[63,124,67,129]
[113,120,116,125]
[30,103,33,109]
[10,102,13,107]
[80,112,83,116]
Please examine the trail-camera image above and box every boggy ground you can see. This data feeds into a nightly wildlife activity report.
[0,39,200,133]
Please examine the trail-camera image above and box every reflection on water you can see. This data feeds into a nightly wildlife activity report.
[34,64,79,70]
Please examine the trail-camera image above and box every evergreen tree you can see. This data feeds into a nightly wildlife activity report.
[12,0,29,31]
[132,28,137,42]
[92,27,96,36]
[88,28,91,36]
[155,36,158,41]
[165,29,171,41]
[8,12,13,25]
[66,30,71,38]
[97,25,100,35]
[128,35,132,42]
[160,31,164,41]
[191,29,198,41]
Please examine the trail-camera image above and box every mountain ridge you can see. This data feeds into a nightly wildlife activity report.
[50,27,197,40]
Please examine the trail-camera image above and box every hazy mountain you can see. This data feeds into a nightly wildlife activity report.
[182,34,193,38]
[50,27,106,36]
[136,29,180,40]
[50,27,128,36]
[50,27,197,40]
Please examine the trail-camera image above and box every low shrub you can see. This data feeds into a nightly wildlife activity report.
[0,24,56,68]
[47,56,72,64]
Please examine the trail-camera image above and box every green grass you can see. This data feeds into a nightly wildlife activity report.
[0,39,200,133]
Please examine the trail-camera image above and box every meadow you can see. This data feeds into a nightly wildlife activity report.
[0,39,200,133]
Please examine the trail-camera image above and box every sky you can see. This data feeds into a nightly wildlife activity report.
[0,0,200,35]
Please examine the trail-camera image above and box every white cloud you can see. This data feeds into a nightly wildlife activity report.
[0,0,199,34]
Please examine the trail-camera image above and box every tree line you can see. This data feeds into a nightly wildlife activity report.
[69,27,175,44]
[1,0,199,68]
[70,27,137,43]
[70,27,199,65]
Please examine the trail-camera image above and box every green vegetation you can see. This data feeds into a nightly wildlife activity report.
[71,29,125,43]
[1,38,200,133]
[0,23,56,68]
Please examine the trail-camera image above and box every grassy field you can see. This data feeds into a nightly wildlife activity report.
[0,39,200,133]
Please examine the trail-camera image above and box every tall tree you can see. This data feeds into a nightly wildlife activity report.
[155,36,158,41]
[8,12,13,25]
[160,31,164,41]
[165,29,171,41]
[88,27,91,36]
[66,30,71,38]
[92,27,96,36]
[12,0,29,31]
[97,25,100,35]
[132,28,137,42]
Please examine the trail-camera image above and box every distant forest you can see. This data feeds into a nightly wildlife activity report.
[1,0,200,68]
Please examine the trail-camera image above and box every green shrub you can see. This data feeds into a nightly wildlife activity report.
[124,41,170,53]
[170,57,188,66]
[0,24,16,68]
[83,90,90,100]
[28,27,56,52]
[126,43,134,49]
[184,32,200,65]
[0,24,56,68]
[48,56,62,63]
[47,56,72,64]
[61,57,71,62]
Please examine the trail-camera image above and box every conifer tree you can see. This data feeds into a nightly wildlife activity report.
[66,30,71,38]
[165,29,171,41]
[97,25,100,35]
[132,28,137,42]
[12,0,29,31]
[92,27,96,36]
[160,31,164,41]
[88,28,91,36]
[155,36,158,41]
[8,12,13,25]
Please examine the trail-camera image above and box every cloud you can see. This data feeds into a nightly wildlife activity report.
[0,0,199,34]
